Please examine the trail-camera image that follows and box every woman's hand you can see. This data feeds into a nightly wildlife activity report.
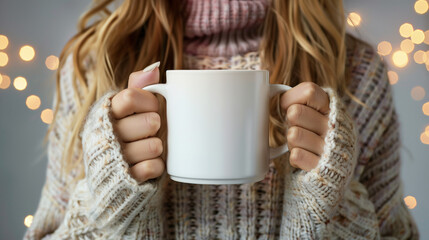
[280,82,331,171]
[111,62,165,184]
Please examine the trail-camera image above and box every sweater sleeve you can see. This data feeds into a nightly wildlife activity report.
[279,87,370,239]
[24,56,165,239]
[49,91,165,239]
[280,48,418,239]
[22,94,71,239]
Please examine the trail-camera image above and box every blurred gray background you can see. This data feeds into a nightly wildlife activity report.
[0,0,428,239]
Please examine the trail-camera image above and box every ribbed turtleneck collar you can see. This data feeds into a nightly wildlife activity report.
[184,0,268,57]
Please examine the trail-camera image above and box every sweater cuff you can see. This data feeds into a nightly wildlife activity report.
[287,87,358,223]
[80,91,161,228]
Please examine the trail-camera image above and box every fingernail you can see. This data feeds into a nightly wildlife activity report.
[143,61,160,73]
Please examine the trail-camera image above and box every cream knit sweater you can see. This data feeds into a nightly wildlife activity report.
[24,0,418,238]
[24,42,418,239]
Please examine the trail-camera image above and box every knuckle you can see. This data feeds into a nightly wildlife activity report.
[148,138,163,156]
[151,113,162,130]
[286,104,302,125]
[142,90,160,111]
[129,71,139,82]
[145,112,161,131]
[121,89,138,108]
[143,159,164,180]
[141,164,155,180]
[156,159,166,174]
[287,126,301,144]
[303,82,317,98]
[289,148,301,167]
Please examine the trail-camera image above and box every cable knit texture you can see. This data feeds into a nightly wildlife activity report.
[24,0,418,239]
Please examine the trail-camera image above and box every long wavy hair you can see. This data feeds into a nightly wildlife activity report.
[51,0,354,185]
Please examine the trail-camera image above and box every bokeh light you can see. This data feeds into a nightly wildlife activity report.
[0,35,8,50]
[415,0,429,14]
[13,76,27,91]
[26,95,41,110]
[411,29,425,44]
[414,50,428,64]
[420,132,429,144]
[392,51,409,68]
[424,30,429,45]
[426,51,429,65]
[24,215,33,228]
[45,55,59,70]
[423,102,429,116]
[411,86,425,100]
[387,71,399,85]
[347,12,361,27]
[400,39,415,53]
[399,23,414,38]
[0,74,11,89]
[404,196,417,209]
[19,45,35,61]
[0,74,2,85]
[41,109,54,124]
[425,125,429,137]
[377,41,392,56]
[0,52,8,67]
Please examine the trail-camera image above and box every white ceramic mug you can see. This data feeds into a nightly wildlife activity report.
[143,70,290,185]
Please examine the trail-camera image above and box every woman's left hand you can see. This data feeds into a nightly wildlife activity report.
[280,82,331,171]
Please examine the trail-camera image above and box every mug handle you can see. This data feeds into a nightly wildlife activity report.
[268,84,292,159]
[142,84,168,99]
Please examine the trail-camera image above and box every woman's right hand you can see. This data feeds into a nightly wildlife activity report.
[111,62,165,184]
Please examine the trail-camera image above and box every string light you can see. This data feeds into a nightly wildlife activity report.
[414,50,428,64]
[45,55,59,70]
[24,215,33,228]
[399,23,414,38]
[0,74,10,89]
[414,0,429,14]
[41,109,53,124]
[0,52,8,67]
[400,39,415,53]
[392,51,409,68]
[387,71,399,85]
[26,95,41,110]
[19,45,35,61]
[411,29,425,44]
[424,30,429,45]
[0,4,426,185]
[426,51,429,64]
[420,132,429,144]
[411,86,425,100]
[347,12,361,27]
[404,196,417,209]
[377,41,392,56]
[0,35,8,50]
[13,76,27,91]
[423,102,429,116]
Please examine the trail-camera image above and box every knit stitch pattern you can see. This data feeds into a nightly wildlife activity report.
[24,43,419,239]
[184,0,268,57]
[24,0,418,238]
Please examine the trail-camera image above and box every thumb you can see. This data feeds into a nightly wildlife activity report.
[127,61,160,89]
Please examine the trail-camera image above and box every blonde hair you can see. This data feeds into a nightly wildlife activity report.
[51,0,353,185]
